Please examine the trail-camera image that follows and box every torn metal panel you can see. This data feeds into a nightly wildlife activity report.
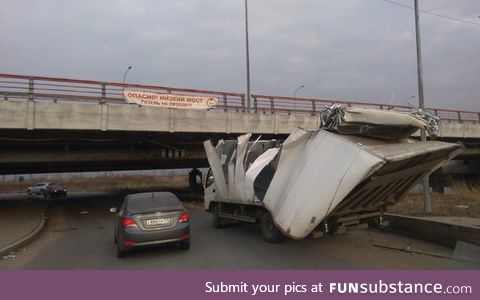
[218,140,237,184]
[321,105,439,139]
[204,114,460,240]
[253,149,280,202]
[341,107,426,127]
[282,128,312,149]
[203,140,228,200]
[330,140,462,217]
[227,156,235,200]
[409,109,440,137]
[245,140,281,170]
[233,134,252,202]
[245,148,279,201]
[262,129,384,239]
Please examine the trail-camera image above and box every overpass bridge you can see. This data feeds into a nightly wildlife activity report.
[0,73,479,175]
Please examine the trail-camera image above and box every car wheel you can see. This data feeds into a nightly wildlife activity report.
[211,204,224,229]
[116,242,128,258]
[260,211,284,243]
[178,239,190,250]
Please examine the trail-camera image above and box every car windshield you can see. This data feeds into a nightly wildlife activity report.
[45,184,62,190]
[126,193,182,214]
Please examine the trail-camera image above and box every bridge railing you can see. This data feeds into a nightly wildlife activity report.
[0,73,247,112]
[1,73,478,122]
[252,94,480,122]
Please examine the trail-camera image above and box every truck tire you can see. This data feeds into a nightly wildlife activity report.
[211,205,224,228]
[260,212,284,243]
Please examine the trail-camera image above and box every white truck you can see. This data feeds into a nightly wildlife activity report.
[203,106,462,242]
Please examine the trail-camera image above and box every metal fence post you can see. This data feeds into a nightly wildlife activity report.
[28,77,34,102]
[240,95,245,112]
[101,84,106,104]
[457,111,462,122]
[253,96,258,113]
[223,94,228,112]
[311,100,316,115]
[270,97,275,114]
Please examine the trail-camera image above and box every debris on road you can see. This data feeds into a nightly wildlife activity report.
[372,243,450,259]
[2,251,16,259]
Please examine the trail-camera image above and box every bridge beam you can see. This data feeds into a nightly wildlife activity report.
[0,100,321,135]
[1,99,478,138]
[0,148,207,175]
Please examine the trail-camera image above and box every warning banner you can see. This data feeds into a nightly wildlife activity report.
[124,90,218,109]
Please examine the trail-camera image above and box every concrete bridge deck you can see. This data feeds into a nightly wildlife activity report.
[0,73,479,175]
[1,73,478,138]
[0,99,479,138]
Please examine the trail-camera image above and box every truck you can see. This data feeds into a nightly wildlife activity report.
[203,105,462,242]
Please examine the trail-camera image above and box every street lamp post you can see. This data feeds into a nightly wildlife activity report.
[123,66,133,85]
[413,0,431,213]
[293,85,305,111]
[244,0,251,112]
[402,96,415,107]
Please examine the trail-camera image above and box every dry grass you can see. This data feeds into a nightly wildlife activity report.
[388,181,480,217]
[452,181,480,201]
[0,174,189,193]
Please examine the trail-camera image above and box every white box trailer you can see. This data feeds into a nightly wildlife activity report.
[203,107,462,242]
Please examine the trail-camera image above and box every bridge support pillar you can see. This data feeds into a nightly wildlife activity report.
[100,103,108,131]
[25,100,34,130]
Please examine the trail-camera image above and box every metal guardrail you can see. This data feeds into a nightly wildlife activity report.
[1,73,479,122]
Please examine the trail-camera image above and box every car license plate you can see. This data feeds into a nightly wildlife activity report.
[145,218,170,226]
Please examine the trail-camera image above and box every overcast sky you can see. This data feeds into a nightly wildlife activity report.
[1,0,478,111]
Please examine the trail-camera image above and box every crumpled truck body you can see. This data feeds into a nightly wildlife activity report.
[204,128,461,240]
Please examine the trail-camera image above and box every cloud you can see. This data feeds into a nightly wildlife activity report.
[0,0,478,110]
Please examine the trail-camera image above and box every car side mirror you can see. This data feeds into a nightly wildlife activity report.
[110,207,118,213]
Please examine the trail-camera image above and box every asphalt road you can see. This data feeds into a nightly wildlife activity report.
[1,195,478,269]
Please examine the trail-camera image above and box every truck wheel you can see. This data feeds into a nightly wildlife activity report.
[211,205,224,228]
[260,212,284,243]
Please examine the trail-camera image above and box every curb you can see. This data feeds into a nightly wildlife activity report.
[384,213,480,248]
[0,212,46,257]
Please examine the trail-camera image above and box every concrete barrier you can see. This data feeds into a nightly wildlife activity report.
[384,213,480,248]
[0,212,46,257]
